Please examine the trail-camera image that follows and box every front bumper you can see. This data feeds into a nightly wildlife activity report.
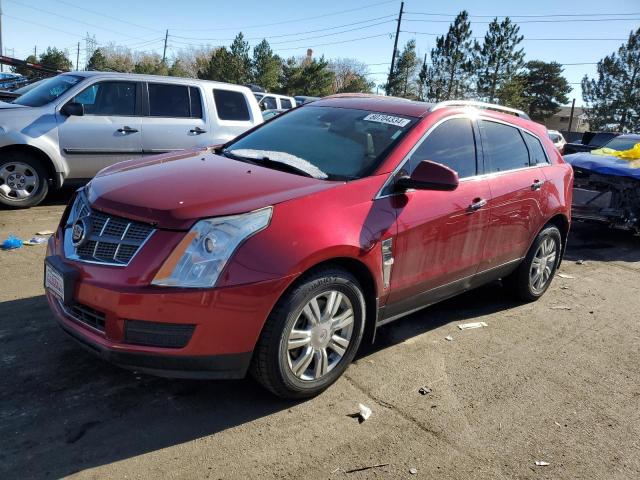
[45,232,295,379]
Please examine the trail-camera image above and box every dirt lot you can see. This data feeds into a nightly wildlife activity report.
[1,190,639,480]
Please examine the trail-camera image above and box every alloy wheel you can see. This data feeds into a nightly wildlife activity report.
[529,236,557,294]
[285,290,355,381]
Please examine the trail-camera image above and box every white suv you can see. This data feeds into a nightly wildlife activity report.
[0,72,263,208]
[254,92,296,111]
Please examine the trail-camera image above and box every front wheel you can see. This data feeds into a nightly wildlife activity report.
[250,267,366,399]
[0,153,49,208]
[504,225,562,302]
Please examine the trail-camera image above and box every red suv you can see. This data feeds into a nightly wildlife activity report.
[44,96,573,398]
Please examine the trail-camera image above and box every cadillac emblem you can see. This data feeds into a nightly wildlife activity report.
[71,217,90,247]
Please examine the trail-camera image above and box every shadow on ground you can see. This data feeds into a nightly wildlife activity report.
[0,222,634,479]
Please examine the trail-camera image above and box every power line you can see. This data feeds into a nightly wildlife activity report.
[404,17,640,24]
[55,0,163,33]
[401,30,627,41]
[169,0,397,31]
[275,32,395,51]
[405,11,640,18]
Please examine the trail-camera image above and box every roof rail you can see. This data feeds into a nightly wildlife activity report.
[431,100,530,120]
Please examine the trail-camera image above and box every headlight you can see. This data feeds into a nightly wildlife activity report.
[151,207,272,288]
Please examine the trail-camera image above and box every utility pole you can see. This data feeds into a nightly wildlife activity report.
[162,29,168,64]
[34,45,37,57]
[76,42,80,71]
[387,1,404,91]
[567,98,576,132]
[0,0,4,72]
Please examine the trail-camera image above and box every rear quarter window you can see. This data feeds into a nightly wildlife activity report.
[280,98,293,109]
[213,89,250,121]
[524,132,549,165]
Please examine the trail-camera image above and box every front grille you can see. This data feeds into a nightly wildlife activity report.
[64,191,154,266]
[124,320,195,348]
[60,300,106,332]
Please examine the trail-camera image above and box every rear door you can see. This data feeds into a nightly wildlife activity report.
[210,88,257,143]
[479,119,547,270]
[141,83,208,155]
[384,116,492,319]
[58,80,143,178]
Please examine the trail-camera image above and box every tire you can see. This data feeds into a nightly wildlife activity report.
[250,267,366,399]
[504,225,562,302]
[0,152,49,208]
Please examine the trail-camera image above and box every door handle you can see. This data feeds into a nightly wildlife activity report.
[117,126,138,134]
[468,198,487,212]
[531,179,545,190]
[189,127,207,134]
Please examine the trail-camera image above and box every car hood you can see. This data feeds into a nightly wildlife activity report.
[87,148,343,230]
[564,152,640,181]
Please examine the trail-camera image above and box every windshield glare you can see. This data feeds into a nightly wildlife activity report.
[226,106,415,180]
[602,137,640,152]
[13,75,84,107]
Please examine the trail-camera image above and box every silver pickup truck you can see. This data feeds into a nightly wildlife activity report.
[0,72,263,208]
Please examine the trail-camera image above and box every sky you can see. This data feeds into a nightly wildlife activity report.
[2,0,639,105]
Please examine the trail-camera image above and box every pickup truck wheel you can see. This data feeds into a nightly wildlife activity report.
[250,267,366,399]
[505,225,561,302]
[0,153,49,208]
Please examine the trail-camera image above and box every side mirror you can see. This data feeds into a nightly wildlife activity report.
[61,102,84,116]
[396,160,459,191]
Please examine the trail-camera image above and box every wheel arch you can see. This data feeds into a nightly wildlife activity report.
[546,213,570,267]
[0,144,60,188]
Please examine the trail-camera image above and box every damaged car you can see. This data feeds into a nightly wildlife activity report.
[564,134,640,233]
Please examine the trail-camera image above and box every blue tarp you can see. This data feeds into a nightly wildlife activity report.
[564,152,640,181]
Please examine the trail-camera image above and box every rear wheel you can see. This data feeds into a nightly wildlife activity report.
[504,225,562,302]
[0,152,49,208]
[250,267,366,399]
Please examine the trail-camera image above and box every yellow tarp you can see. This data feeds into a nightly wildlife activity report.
[591,142,640,160]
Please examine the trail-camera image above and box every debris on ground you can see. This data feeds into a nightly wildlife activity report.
[535,460,550,466]
[1,235,23,250]
[444,335,453,341]
[409,467,418,474]
[418,386,432,395]
[550,305,572,310]
[554,421,562,427]
[458,321,488,330]
[36,230,54,236]
[344,463,389,474]
[557,273,575,279]
[23,237,47,246]
[576,260,585,265]
[347,403,373,423]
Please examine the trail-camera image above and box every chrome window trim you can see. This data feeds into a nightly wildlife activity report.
[374,112,551,200]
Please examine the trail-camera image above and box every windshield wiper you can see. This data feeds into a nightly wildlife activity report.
[251,156,316,178]
[223,148,327,179]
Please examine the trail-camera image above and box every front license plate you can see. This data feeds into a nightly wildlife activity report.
[45,263,65,302]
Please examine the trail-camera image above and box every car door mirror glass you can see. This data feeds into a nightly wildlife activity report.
[61,102,84,116]
[397,160,459,191]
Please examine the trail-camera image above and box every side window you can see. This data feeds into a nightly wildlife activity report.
[523,132,548,165]
[408,118,477,178]
[213,89,250,121]
[280,98,293,109]
[148,84,190,118]
[189,86,203,119]
[72,81,136,116]
[481,120,530,172]
[262,96,277,110]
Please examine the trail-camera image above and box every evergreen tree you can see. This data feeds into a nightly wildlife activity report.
[252,39,281,91]
[582,27,640,131]
[38,47,73,71]
[495,74,529,111]
[133,53,168,75]
[228,32,252,84]
[522,61,571,121]
[279,56,334,96]
[428,11,475,101]
[385,40,419,98]
[474,17,524,103]
[168,59,191,77]
[12,55,38,77]
[198,47,233,82]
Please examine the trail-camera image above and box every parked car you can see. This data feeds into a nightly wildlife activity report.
[548,129,566,154]
[262,108,286,121]
[44,97,572,399]
[0,72,262,208]
[564,134,640,233]
[254,92,296,110]
[294,95,320,106]
[563,131,620,155]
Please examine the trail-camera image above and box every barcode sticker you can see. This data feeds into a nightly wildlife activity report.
[363,113,411,127]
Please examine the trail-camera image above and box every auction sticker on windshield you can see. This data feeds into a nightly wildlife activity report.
[363,113,411,127]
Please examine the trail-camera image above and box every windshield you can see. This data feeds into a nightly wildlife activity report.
[225,106,416,180]
[602,137,640,152]
[13,75,84,107]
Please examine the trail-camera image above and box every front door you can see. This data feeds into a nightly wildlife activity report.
[57,81,143,178]
[478,119,548,270]
[383,116,492,320]
[141,83,209,155]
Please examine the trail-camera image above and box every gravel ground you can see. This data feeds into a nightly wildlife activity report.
[1,189,639,479]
